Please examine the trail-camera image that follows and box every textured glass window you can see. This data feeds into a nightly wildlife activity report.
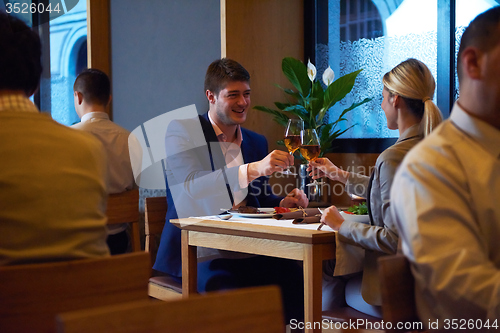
[328,0,437,139]
[325,0,497,140]
[49,0,87,125]
[454,0,496,100]
[1,1,87,125]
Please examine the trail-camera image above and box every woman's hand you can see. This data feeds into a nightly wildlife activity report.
[320,205,345,231]
[307,158,349,183]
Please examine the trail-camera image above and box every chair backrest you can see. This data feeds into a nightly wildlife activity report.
[144,196,167,263]
[106,188,141,251]
[378,254,421,332]
[0,252,151,333]
[57,286,284,333]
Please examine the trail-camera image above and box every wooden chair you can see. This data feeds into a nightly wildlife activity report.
[106,188,141,251]
[0,252,151,333]
[378,254,422,332]
[144,196,182,300]
[56,286,284,333]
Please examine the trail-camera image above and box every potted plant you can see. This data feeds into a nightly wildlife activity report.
[254,57,371,156]
[254,57,371,199]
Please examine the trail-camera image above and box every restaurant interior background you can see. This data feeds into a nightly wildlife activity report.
[3,0,498,210]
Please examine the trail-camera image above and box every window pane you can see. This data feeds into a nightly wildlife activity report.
[454,0,496,100]
[49,0,87,125]
[328,0,438,139]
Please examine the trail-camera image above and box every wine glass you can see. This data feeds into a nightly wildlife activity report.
[281,119,304,176]
[299,129,323,187]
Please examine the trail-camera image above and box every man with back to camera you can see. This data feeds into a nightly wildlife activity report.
[154,58,309,320]
[0,12,109,265]
[391,6,500,328]
[72,68,141,255]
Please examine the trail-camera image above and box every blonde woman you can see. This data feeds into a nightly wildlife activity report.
[309,58,443,317]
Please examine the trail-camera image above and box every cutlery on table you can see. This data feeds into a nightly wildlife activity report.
[317,208,326,230]
[217,210,232,220]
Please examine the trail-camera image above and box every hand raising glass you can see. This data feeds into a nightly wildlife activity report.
[281,119,303,176]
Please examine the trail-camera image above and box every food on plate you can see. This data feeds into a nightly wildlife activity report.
[237,206,259,214]
[274,207,291,214]
[235,206,299,215]
[346,202,368,215]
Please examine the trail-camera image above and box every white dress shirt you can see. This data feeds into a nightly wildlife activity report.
[72,112,141,234]
[391,102,500,327]
[207,111,249,207]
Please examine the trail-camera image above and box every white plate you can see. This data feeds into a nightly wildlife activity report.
[340,211,370,224]
[231,208,275,218]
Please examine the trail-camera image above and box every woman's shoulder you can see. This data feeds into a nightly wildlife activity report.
[379,136,421,164]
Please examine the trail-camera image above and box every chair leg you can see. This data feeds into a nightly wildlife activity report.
[131,222,141,251]
[148,282,182,301]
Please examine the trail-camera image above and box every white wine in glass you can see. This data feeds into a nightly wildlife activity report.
[281,119,304,176]
[299,129,323,186]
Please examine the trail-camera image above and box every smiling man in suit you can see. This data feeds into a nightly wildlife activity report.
[154,58,308,321]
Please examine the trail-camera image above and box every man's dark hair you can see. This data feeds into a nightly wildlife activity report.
[457,6,500,81]
[0,12,42,96]
[204,58,250,95]
[73,68,111,106]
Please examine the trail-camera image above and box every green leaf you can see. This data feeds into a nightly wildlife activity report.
[347,202,368,215]
[330,97,372,132]
[330,125,355,140]
[319,124,334,154]
[282,105,311,127]
[310,80,324,120]
[317,107,327,125]
[282,57,311,97]
[275,102,291,110]
[253,106,289,127]
[341,97,372,114]
[324,69,363,110]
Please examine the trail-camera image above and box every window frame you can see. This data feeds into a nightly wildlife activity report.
[304,0,456,153]
[31,0,112,118]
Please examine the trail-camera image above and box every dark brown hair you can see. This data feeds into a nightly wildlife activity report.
[74,68,111,106]
[204,58,250,95]
[457,6,500,81]
[0,12,42,96]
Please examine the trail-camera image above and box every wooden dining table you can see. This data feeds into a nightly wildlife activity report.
[170,215,336,333]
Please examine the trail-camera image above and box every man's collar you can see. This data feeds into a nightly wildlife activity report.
[452,101,500,158]
[207,111,243,144]
[80,111,109,123]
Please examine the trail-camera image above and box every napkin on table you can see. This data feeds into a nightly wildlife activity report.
[273,208,323,224]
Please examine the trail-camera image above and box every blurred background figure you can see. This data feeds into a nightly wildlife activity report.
[0,12,109,266]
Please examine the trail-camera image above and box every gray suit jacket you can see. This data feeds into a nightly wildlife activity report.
[337,124,422,305]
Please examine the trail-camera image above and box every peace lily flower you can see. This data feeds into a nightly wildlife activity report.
[322,66,335,86]
[307,59,316,82]
[254,57,371,156]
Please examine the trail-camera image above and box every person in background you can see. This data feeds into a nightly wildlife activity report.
[0,12,109,265]
[72,68,141,255]
[308,58,442,317]
[154,58,308,321]
[391,7,500,327]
